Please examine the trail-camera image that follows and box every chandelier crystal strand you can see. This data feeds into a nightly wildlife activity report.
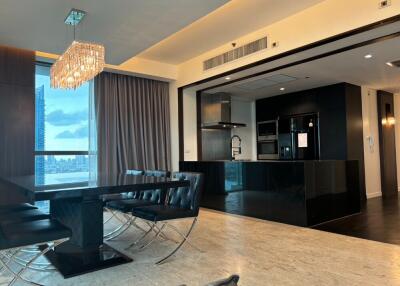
[51,41,105,89]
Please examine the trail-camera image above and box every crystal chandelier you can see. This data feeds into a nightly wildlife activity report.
[51,9,105,89]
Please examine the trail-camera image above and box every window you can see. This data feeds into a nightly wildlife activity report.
[35,64,91,185]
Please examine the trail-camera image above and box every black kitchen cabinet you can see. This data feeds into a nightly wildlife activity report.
[256,82,365,199]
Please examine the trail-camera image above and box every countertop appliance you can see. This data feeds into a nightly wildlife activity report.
[278,113,320,160]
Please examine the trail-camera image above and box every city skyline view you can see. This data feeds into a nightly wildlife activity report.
[35,65,91,185]
[35,65,90,151]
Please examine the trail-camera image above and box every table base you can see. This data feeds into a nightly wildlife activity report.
[41,243,132,278]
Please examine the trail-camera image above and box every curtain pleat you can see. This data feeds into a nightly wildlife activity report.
[95,72,171,175]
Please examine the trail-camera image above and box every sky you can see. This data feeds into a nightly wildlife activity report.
[35,66,90,151]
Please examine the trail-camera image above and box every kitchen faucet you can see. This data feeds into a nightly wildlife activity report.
[231,135,242,160]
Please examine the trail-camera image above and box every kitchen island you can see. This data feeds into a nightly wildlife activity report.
[180,160,360,226]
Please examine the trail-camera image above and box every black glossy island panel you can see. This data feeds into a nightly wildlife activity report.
[180,160,361,226]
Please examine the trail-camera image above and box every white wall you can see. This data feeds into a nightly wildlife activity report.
[182,89,198,162]
[231,97,257,160]
[361,87,382,198]
[169,81,179,171]
[176,0,400,87]
[394,94,400,192]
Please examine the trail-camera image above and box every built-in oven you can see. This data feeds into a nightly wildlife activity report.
[257,140,279,160]
[257,120,278,141]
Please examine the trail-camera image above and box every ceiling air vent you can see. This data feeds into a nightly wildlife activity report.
[203,37,268,71]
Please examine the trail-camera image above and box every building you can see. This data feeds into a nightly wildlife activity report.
[35,84,45,185]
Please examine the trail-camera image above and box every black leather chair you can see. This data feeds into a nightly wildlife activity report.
[0,207,71,285]
[0,208,49,226]
[106,169,170,212]
[102,169,145,204]
[0,204,52,270]
[143,170,171,177]
[102,169,145,233]
[126,169,145,175]
[129,172,204,264]
[104,170,170,241]
[0,203,37,214]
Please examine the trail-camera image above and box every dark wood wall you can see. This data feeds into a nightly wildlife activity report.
[0,46,35,177]
[256,83,366,199]
[377,90,398,197]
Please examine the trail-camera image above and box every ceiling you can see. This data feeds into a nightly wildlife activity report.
[136,0,325,64]
[205,35,400,99]
[0,0,228,65]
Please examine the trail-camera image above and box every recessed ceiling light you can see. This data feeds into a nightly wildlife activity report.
[280,87,285,91]
[225,76,231,80]
[364,54,373,59]
[386,62,394,67]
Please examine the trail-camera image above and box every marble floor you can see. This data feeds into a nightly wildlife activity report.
[2,208,400,286]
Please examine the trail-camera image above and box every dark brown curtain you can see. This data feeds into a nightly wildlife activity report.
[0,46,35,177]
[95,72,171,175]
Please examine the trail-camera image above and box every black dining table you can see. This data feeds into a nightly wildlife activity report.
[0,172,190,278]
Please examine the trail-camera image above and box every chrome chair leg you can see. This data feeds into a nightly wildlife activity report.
[125,222,156,250]
[104,215,133,239]
[8,250,49,286]
[0,249,19,275]
[105,217,136,241]
[0,258,42,286]
[103,209,130,238]
[20,247,41,254]
[2,252,55,272]
[131,219,149,233]
[147,221,179,244]
[156,217,198,265]
[166,223,203,252]
[103,208,126,225]
[138,223,167,250]
[2,238,68,286]
[103,210,114,224]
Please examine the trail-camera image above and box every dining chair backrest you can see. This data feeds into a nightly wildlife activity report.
[168,172,204,215]
[125,169,145,198]
[138,170,170,203]
[126,169,144,175]
[144,170,170,177]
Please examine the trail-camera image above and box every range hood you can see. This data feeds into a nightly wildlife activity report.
[201,93,246,130]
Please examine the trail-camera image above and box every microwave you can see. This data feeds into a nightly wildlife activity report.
[257,120,278,141]
[257,140,279,160]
